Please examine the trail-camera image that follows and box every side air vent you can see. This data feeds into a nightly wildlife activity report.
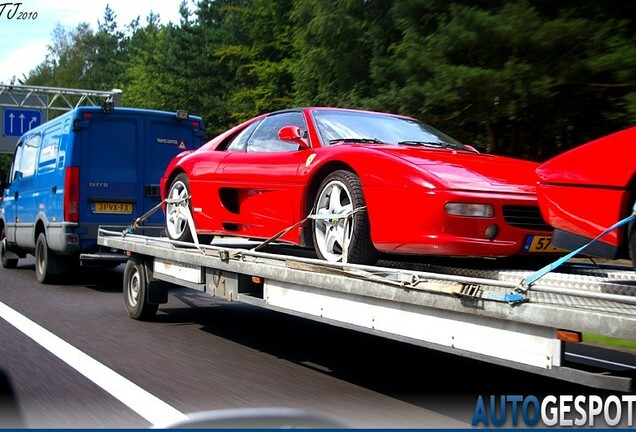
[502,205,552,231]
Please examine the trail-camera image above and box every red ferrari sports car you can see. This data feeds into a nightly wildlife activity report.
[160,107,559,264]
[536,126,636,266]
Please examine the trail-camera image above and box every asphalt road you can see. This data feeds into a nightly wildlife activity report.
[0,256,632,429]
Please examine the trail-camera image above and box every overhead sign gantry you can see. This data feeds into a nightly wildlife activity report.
[0,84,122,153]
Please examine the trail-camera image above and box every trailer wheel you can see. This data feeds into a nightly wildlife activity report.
[312,170,377,264]
[35,233,57,284]
[123,257,159,320]
[0,227,18,269]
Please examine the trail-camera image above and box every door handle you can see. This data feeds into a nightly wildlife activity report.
[52,185,57,194]
[14,191,18,200]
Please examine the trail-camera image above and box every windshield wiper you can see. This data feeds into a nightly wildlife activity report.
[398,140,450,148]
[329,138,384,145]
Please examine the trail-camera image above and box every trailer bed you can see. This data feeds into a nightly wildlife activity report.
[97,227,636,392]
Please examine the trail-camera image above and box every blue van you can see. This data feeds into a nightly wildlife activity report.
[0,106,206,283]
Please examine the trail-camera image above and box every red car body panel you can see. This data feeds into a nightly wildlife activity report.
[536,126,636,252]
[161,107,555,258]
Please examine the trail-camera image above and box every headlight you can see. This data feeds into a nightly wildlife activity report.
[445,203,494,218]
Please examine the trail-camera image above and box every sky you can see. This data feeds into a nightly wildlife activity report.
[0,1,188,84]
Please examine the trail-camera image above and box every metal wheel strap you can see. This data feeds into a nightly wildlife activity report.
[123,196,189,236]
[250,206,366,255]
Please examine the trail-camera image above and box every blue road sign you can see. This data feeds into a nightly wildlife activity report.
[3,108,42,137]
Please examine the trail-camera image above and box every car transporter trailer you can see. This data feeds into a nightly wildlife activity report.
[96,225,636,393]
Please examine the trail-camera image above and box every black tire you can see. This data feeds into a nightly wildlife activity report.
[0,227,18,269]
[629,218,636,272]
[35,233,56,284]
[312,170,377,265]
[123,257,159,321]
[165,173,194,243]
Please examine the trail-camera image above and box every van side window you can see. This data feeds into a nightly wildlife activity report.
[38,129,60,174]
[9,141,23,183]
[19,134,40,178]
[57,118,72,169]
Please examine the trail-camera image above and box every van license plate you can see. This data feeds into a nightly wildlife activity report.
[522,235,566,253]
[93,202,133,214]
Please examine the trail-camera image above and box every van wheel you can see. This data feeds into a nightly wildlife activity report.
[1,227,18,269]
[35,233,57,284]
[123,256,159,321]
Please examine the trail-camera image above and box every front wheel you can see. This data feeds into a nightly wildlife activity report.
[0,227,18,269]
[312,170,377,265]
[123,257,159,321]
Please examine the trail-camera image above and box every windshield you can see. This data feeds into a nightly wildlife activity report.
[311,109,466,150]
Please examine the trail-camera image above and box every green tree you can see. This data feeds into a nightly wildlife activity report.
[220,0,295,120]
[0,154,11,178]
[174,0,240,134]
[192,0,295,125]
[291,0,373,106]
[26,22,94,89]
[81,5,127,90]
[366,0,636,160]
[20,0,636,159]
[120,12,173,110]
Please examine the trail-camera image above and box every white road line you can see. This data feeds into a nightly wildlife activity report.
[0,301,189,427]
[565,351,636,369]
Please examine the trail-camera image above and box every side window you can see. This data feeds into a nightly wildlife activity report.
[38,127,60,174]
[9,140,24,183]
[19,134,40,178]
[226,120,262,152]
[57,118,72,170]
[246,112,306,153]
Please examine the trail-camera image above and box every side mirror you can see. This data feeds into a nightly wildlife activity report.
[463,144,480,153]
[278,126,310,150]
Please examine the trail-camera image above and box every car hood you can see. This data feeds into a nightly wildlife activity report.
[372,146,539,194]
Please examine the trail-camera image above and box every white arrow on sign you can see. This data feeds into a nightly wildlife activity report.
[4,109,42,136]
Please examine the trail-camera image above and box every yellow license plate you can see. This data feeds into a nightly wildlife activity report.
[93,202,133,214]
[522,235,567,253]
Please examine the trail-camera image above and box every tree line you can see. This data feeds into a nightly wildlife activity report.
[14,0,636,161]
